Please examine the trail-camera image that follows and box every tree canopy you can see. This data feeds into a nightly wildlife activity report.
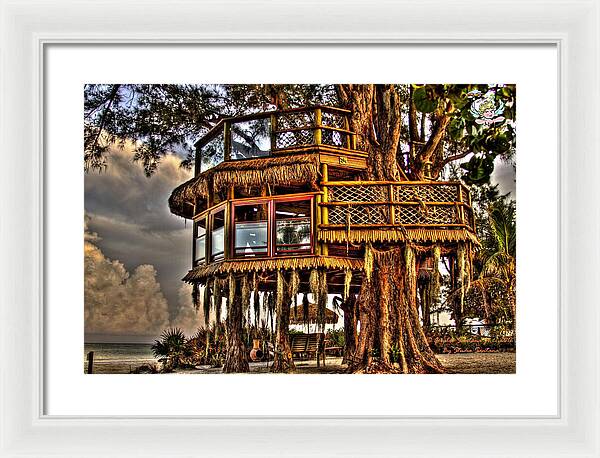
[84,84,515,184]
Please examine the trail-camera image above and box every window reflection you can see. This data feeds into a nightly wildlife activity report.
[234,204,268,257]
[275,200,311,254]
[211,209,225,261]
[230,118,271,160]
[194,217,207,265]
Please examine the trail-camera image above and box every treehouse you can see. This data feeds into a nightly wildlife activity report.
[169,105,478,298]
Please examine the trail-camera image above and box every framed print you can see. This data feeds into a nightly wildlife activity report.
[1,0,599,457]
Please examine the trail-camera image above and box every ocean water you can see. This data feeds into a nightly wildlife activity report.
[83,342,157,374]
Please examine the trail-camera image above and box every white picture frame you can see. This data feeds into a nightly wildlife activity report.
[1,0,598,456]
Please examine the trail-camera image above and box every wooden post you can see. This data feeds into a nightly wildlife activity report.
[315,193,322,255]
[192,220,196,267]
[314,108,322,145]
[457,184,465,224]
[321,163,329,223]
[86,351,94,374]
[343,114,352,149]
[224,121,231,161]
[388,184,395,225]
[270,113,277,151]
[320,163,329,256]
[225,187,234,259]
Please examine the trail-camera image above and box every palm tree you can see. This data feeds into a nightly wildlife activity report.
[151,328,191,370]
[469,200,516,327]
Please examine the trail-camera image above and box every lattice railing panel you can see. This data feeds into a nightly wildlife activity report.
[321,129,347,147]
[276,111,314,129]
[325,182,474,230]
[328,204,389,226]
[463,206,475,229]
[393,184,459,203]
[329,185,388,202]
[321,111,346,129]
[275,130,314,149]
[395,205,459,225]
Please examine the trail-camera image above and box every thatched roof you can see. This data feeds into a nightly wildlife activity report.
[183,256,363,283]
[289,303,339,325]
[318,228,480,245]
[169,154,320,218]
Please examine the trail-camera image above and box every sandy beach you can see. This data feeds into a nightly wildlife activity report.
[85,347,516,374]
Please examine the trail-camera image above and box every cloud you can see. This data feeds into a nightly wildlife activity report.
[171,283,207,337]
[85,143,194,320]
[84,220,206,340]
[491,158,516,197]
[84,237,171,337]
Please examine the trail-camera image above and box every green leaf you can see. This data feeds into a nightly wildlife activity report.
[448,117,465,141]
[413,87,438,113]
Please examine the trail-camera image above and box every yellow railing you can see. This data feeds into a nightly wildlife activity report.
[195,106,357,174]
[320,181,475,232]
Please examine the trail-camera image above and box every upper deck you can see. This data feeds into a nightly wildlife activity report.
[194,105,366,175]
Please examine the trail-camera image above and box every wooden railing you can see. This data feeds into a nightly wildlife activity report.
[319,181,476,232]
[195,106,357,174]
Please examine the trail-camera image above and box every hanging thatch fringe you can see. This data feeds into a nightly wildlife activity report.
[183,256,363,283]
[289,269,300,306]
[241,274,250,328]
[405,245,417,300]
[343,269,352,301]
[202,284,211,322]
[431,245,441,307]
[213,277,223,325]
[457,242,466,313]
[319,228,479,245]
[276,270,285,311]
[364,243,374,282]
[267,292,275,334]
[309,268,319,304]
[228,272,236,311]
[169,154,320,218]
[252,272,260,327]
[317,270,328,333]
[192,283,200,311]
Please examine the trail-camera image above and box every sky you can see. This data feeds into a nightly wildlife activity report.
[84,143,204,342]
[84,141,515,343]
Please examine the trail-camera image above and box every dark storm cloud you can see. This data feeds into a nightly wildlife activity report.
[85,144,193,321]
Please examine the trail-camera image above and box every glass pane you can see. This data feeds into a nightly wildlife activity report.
[211,210,225,260]
[199,131,225,173]
[194,236,206,263]
[194,218,207,264]
[235,221,268,257]
[230,118,271,160]
[275,200,311,253]
[196,218,206,237]
[234,204,269,257]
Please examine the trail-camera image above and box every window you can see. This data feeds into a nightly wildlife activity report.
[234,203,268,258]
[193,217,207,265]
[230,118,271,160]
[275,199,312,255]
[199,131,225,173]
[211,209,225,261]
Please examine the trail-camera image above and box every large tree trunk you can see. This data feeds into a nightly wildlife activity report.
[223,279,250,373]
[337,84,446,374]
[341,295,358,363]
[336,84,403,181]
[271,273,295,373]
[349,245,445,374]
